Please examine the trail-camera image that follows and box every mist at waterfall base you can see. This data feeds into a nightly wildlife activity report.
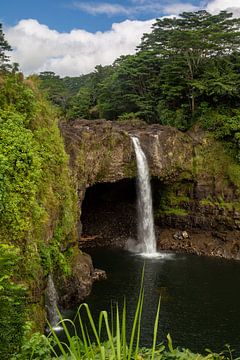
[130,136,159,257]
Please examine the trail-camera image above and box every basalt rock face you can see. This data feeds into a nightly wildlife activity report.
[61,119,240,258]
[56,249,107,308]
[61,119,193,243]
[60,119,193,185]
[57,250,94,308]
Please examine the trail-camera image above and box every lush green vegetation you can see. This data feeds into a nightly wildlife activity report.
[0,28,78,359]
[0,72,77,276]
[14,278,237,360]
[37,12,238,145]
[1,9,240,359]
[0,244,26,358]
[38,10,240,162]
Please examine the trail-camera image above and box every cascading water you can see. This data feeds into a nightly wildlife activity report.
[45,274,61,330]
[131,136,158,256]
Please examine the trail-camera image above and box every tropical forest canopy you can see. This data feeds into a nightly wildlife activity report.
[38,10,240,161]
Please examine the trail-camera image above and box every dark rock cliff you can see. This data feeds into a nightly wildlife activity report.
[61,119,240,259]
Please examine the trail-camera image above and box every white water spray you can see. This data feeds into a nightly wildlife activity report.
[131,136,157,256]
[45,274,62,330]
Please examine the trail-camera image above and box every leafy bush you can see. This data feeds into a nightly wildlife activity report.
[0,72,78,354]
[0,74,37,124]
[199,107,240,162]
[0,110,42,242]
[0,244,26,359]
[157,101,189,131]
[11,332,52,360]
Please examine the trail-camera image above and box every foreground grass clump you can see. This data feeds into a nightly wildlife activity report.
[15,276,238,360]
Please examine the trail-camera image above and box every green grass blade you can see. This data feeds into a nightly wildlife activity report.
[151,297,161,360]
[116,304,121,360]
[121,297,127,360]
[77,307,90,358]
[77,303,106,360]
[128,266,145,360]
[86,327,95,359]
[48,321,68,359]
[134,288,144,359]
[111,300,114,336]
[80,303,102,346]
[55,308,81,358]
[102,310,116,358]
[44,264,165,360]
[167,333,174,353]
[56,318,78,358]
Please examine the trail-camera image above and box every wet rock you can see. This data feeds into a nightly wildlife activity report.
[212,231,228,242]
[57,249,94,308]
[159,228,240,260]
[173,232,183,240]
[60,119,193,185]
[60,119,240,259]
[92,268,107,282]
[182,231,189,239]
[173,230,189,241]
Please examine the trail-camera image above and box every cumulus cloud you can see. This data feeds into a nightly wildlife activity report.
[5,18,153,76]
[5,0,240,77]
[206,0,240,16]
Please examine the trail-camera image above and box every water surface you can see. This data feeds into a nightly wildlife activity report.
[78,248,240,355]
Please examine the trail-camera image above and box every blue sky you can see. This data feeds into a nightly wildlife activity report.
[2,0,204,32]
[2,0,239,76]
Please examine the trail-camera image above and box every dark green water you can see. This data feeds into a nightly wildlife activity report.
[69,248,240,355]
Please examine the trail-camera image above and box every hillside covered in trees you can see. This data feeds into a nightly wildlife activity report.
[1,9,240,360]
[39,10,240,161]
[0,22,81,358]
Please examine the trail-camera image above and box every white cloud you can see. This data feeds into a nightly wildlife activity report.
[206,0,240,16]
[5,18,153,76]
[5,0,240,77]
[162,3,199,14]
[73,1,200,17]
[73,2,132,16]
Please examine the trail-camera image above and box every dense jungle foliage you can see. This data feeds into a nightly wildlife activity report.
[1,9,240,360]
[0,25,77,359]
[39,10,240,161]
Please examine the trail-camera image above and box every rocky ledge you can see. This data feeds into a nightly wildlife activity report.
[60,118,192,184]
[158,228,240,260]
[55,249,106,308]
[61,119,240,259]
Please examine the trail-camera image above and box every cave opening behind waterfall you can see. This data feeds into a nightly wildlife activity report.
[80,177,164,248]
[80,179,137,247]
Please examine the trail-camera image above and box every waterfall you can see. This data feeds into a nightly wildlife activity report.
[45,274,60,329]
[131,136,157,255]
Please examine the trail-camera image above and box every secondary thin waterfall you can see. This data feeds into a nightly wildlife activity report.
[45,274,60,328]
[131,136,157,254]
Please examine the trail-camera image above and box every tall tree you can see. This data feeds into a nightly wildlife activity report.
[139,11,240,115]
[98,54,161,122]
[39,71,68,110]
[0,23,12,72]
[67,86,93,119]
